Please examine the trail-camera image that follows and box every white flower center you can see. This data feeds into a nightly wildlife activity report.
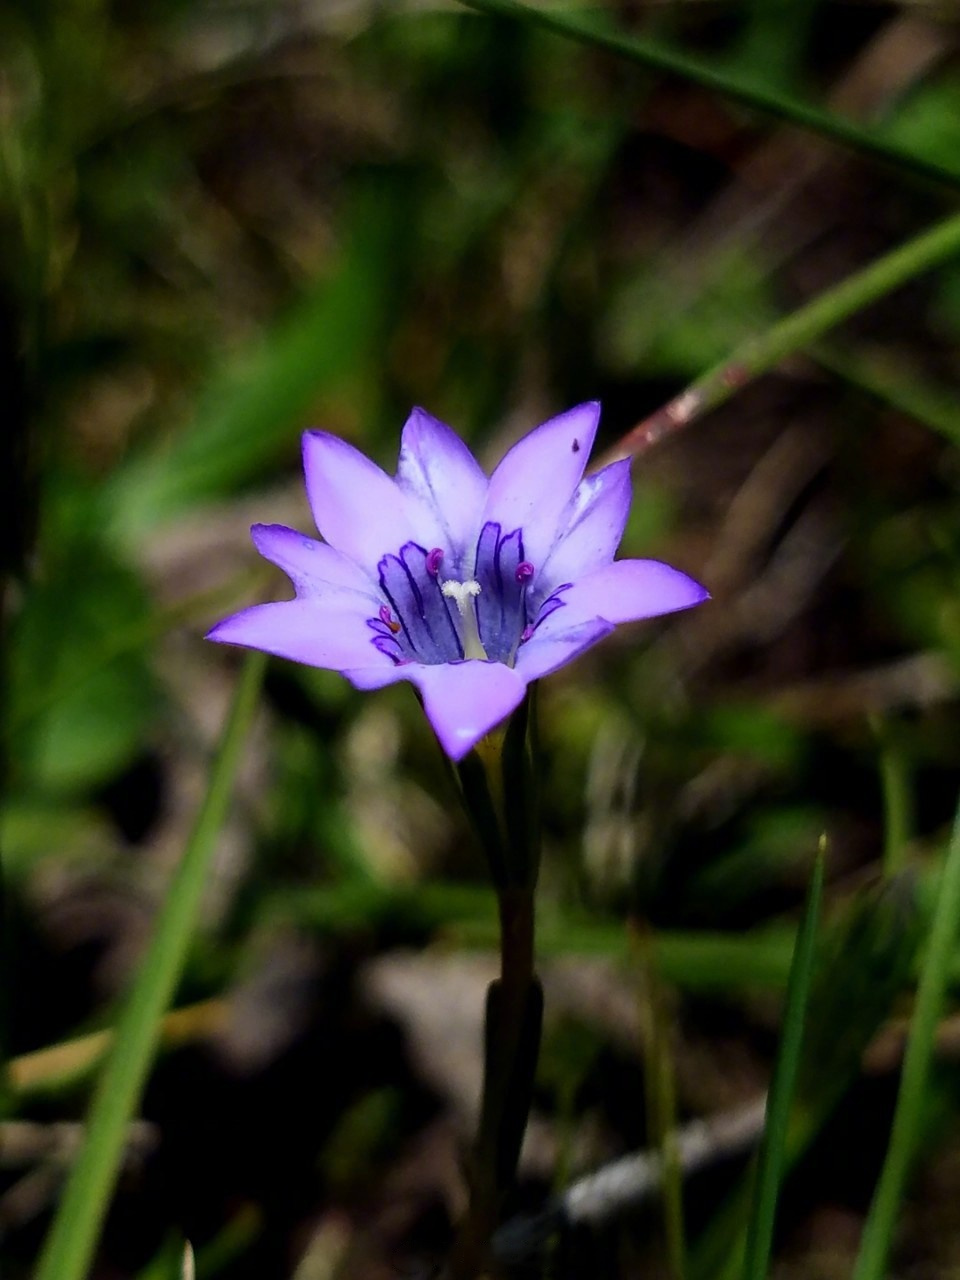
[441,578,487,660]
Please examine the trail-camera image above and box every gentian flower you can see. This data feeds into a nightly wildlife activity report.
[207,403,707,760]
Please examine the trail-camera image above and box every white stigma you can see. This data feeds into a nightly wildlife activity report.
[441,579,487,660]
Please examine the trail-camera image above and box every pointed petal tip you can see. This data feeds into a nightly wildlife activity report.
[410,659,527,761]
[205,617,240,645]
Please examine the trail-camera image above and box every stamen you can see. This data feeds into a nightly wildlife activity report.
[515,560,534,585]
[426,547,444,576]
[441,579,486,660]
[520,624,534,643]
[379,604,401,635]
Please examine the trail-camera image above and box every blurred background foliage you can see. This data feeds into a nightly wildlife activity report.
[4,0,960,1276]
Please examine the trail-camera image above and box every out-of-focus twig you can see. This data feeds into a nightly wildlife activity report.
[597,207,960,465]
[7,998,228,1096]
[492,1096,767,1263]
[491,997,960,1263]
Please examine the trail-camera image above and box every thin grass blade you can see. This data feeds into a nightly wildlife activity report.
[852,794,960,1280]
[741,847,825,1280]
[35,652,266,1280]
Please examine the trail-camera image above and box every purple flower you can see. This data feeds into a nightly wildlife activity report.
[207,403,708,760]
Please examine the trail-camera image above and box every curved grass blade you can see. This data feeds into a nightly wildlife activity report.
[35,652,266,1280]
[741,847,824,1280]
[454,0,960,191]
[852,795,960,1280]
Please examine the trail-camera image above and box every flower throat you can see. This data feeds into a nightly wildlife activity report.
[367,520,565,668]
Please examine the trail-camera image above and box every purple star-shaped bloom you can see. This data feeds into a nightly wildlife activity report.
[207,403,708,760]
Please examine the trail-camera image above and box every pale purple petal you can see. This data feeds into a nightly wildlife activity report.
[408,660,527,760]
[559,559,709,623]
[536,459,632,597]
[395,407,488,578]
[514,615,614,682]
[251,524,379,600]
[207,599,388,673]
[480,402,601,570]
[302,431,417,572]
[515,558,707,682]
[341,663,413,692]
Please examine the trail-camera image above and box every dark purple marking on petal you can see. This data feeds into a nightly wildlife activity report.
[519,584,572,644]
[474,521,528,664]
[377,542,463,664]
[371,633,406,663]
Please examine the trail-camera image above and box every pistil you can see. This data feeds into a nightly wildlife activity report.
[441,579,487,661]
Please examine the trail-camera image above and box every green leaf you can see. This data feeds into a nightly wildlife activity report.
[103,181,404,538]
[8,535,160,792]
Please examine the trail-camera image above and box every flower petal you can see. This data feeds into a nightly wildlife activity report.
[481,402,601,570]
[396,407,488,578]
[409,660,527,760]
[515,558,707,682]
[251,524,379,600]
[206,599,389,673]
[514,614,614,682]
[560,559,709,624]
[302,431,417,572]
[537,458,632,597]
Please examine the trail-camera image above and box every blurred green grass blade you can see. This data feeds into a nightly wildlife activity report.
[741,849,824,1280]
[852,796,960,1280]
[734,0,818,92]
[796,875,921,1117]
[275,880,797,988]
[814,344,960,448]
[875,719,914,879]
[5,568,260,744]
[104,184,399,539]
[35,652,266,1280]
[454,0,960,190]
[693,873,920,1280]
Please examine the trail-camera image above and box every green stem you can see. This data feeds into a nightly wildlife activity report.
[448,700,543,1278]
[852,797,960,1280]
[633,926,686,1280]
[448,889,541,1279]
[741,848,824,1280]
[603,207,960,462]
[453,0,960,191]
[873,716,913,879]
[35,652,266,1280]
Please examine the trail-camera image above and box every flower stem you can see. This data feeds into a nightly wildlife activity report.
[448,698,544,1278]
[448,889,542,1280]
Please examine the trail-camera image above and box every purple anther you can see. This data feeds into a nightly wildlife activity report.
[378,604,393,625]
[426,547,444,576]
[515,560,535,585]
[520,624,534,643]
